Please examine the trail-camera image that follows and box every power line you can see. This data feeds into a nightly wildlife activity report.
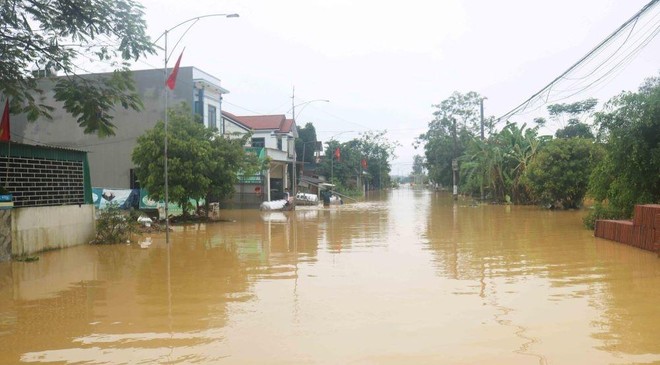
[222,100,268,115]
[502,14,659,120]
[497,0,660,122]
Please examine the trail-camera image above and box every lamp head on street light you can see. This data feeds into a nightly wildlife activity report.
[226,13,240,18]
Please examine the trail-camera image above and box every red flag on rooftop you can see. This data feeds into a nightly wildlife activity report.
[0,99,10,142]
[334,147,341,162]
[166,50,184,90]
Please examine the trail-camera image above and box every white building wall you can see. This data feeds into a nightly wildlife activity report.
[12,205,96,256]
[205,90,221,130]
[222,117,249,137]
[251,131,291,154]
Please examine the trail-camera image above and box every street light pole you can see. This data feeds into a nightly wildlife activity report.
[289,96,329,197]
[452,117,458,201]
[159,13,238,243]
[480,97,487,201]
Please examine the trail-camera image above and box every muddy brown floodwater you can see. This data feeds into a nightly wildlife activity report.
[0,187,659,364]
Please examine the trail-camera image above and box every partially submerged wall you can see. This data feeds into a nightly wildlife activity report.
[1,142,95,258]
[11,205,95,256]
[0,210,10,261]
[594,204,660,254]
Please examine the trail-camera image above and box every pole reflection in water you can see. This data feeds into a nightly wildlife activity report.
[0,187,658,364]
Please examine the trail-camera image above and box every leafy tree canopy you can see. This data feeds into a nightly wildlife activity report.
[547,98,598,121]
[555,120,594,139]
[319,130,399,191]
[412,155,425,176]
[1,0,155,137]
[526,138,602,209]
[547,98,597,140]
[461,122,549,203]
[132,104,260,214]
[588,75,660,216]
[416,91,488,187]
[295,122,319,164]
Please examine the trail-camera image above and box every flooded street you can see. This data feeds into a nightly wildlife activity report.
[0,187,659,364]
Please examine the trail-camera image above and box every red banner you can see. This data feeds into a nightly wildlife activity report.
[166,51,184,90]
[334,147,340,162]
[0,99,9,142]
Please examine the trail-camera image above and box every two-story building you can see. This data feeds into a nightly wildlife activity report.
[220,112,298,207]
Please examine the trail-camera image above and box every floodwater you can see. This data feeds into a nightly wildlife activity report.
[0,188,659,364]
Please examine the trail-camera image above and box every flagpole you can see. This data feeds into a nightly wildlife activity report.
[164,30,170,244]
[1,99,10,187]
[157,13,239,244]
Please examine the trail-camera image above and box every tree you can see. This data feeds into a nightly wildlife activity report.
[588,76,660,218]
[416,91,489,187]
[555,120,595,139]
[547,98,597,140]
[1,0,155,137]
[526,138,602,209]
[357,130,399,189]
[547,98,598,124]
[412,155,425,176]
[460,136,495,199]
[496,123,549,204]
[410,155,427,186]
[207,131,262,204]
[318,130,399,193]
[295,122,318,164]
[132,104,259,215]
[460,122,549,203]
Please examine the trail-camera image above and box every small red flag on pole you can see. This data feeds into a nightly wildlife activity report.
[0,99,10,142]
[361,158,367,169]
[166,51,184,90]
[334,147,341,162]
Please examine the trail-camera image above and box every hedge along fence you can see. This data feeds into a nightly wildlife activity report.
[0,142,93,207]
[595,204,660,253]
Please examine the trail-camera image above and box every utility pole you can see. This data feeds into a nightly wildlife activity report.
[331,154,334,184]
[452,117,458,200]
[291,86,297,199]
[480,97,487,201]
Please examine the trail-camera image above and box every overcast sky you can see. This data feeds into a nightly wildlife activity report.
[130,0,658,175]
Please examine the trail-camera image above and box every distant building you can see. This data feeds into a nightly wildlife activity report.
[221,112,298,204]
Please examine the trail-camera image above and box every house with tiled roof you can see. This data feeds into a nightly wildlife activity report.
[220,111,298,206]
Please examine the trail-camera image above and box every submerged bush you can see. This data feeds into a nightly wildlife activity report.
[526,138,602,209]
[583,202,628,230]
[92,203,139,244]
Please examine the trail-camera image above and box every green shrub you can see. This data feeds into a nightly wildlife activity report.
[583,202,628,230]
[526,138,602,209]
[588,76,660,217]
[92,203,140,244]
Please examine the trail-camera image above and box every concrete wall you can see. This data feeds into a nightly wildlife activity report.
[11,205,96,256]
[0,210,10,261]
